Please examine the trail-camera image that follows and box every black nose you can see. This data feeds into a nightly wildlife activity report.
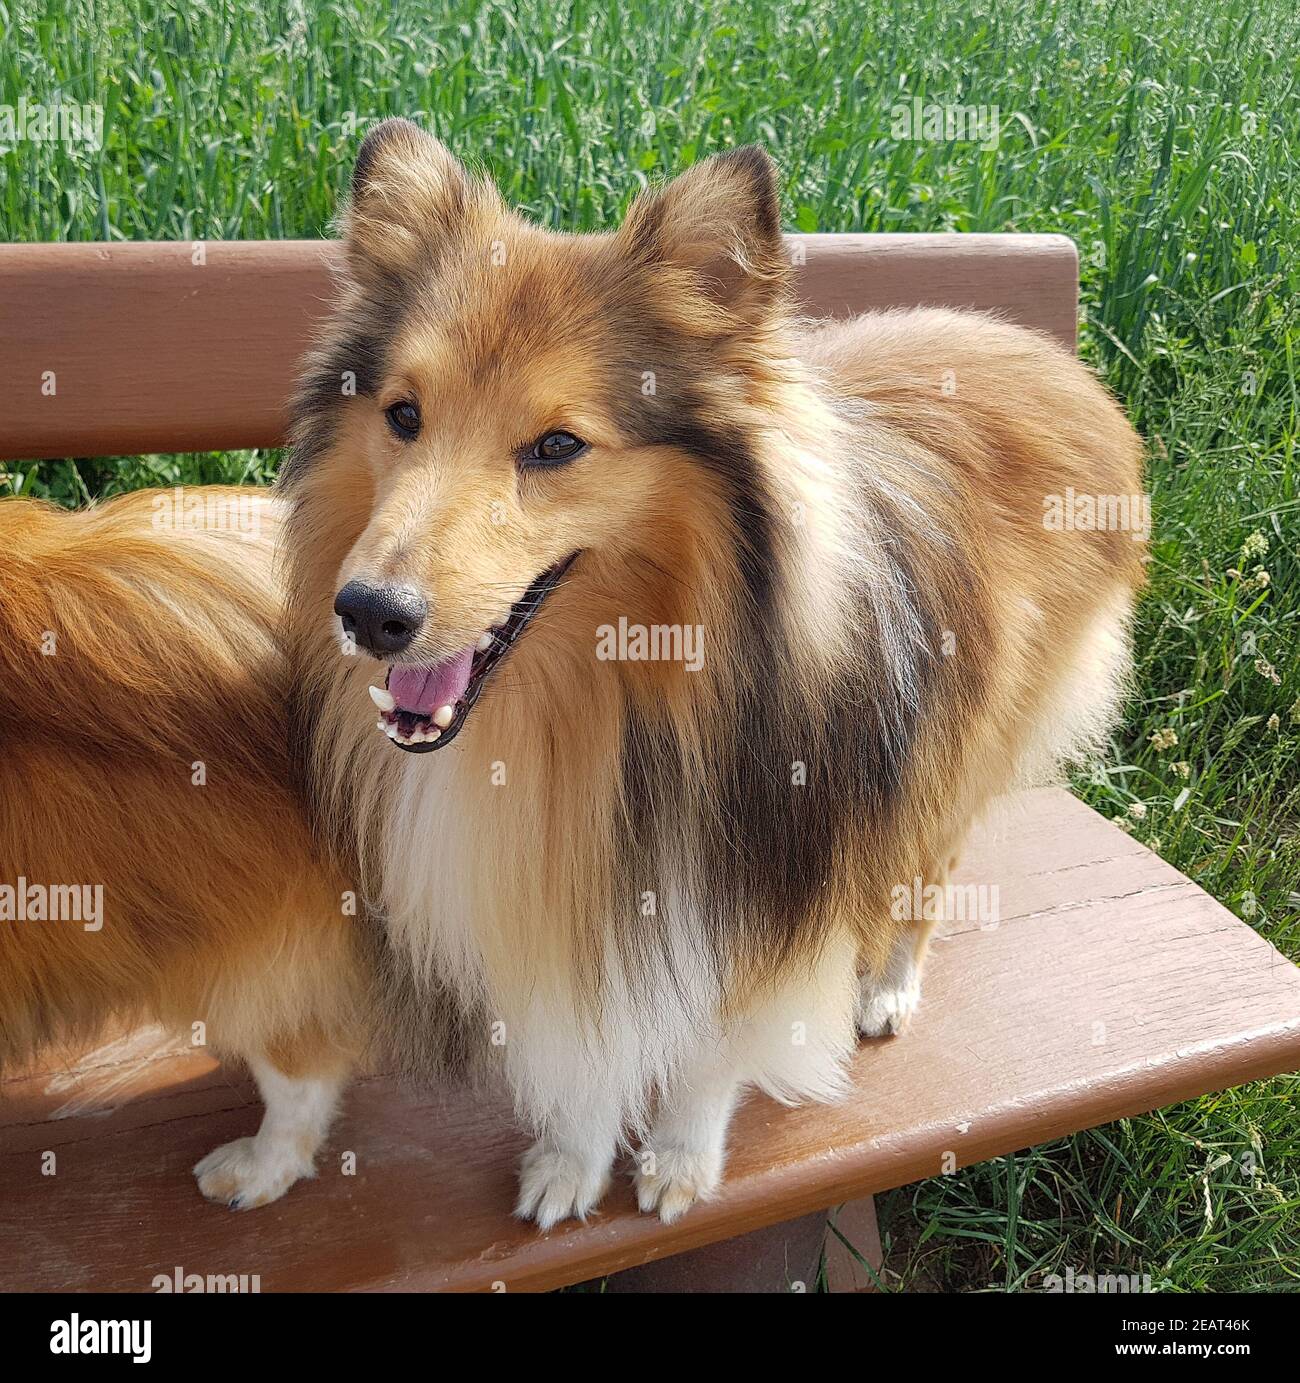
[333,580,427,655]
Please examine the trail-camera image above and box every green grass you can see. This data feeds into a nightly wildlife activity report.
[3,0,1298,1290]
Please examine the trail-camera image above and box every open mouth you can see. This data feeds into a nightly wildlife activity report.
[367,553,578,753]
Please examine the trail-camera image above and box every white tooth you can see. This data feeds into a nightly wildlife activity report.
[433,704,454,728]
[428,728,441,742]
[476,632,493,653]
[384,722,398,740]
[376,718,387,731]
[369,685,396,712]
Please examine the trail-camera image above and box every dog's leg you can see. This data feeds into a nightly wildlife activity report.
[514,1090,624,1230]
[857,846,962,1036]
[637,932,859,1221]
[193,1054,348,1210]
[634,1045,743,1223]
[856,922,930,1036]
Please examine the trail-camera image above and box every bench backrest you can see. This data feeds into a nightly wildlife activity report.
[0,234,1077,462]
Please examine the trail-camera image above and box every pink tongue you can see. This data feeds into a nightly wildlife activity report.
[388,648,474,717]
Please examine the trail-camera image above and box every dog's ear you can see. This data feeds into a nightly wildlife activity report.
[619,146,789,327]
[345,118,471,281]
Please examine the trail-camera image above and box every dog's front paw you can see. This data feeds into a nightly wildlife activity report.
[856,968,921,1037]
[193,1135,314,1210]
[634,1142,724,1223]
[514,1138,611,1230]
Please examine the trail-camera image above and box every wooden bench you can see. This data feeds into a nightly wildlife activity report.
[2,235,1298,1293]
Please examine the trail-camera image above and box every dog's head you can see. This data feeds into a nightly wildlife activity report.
[286,119,793,751]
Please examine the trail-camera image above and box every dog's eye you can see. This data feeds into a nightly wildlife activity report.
[524,431,587,467]
[385,401,421,440]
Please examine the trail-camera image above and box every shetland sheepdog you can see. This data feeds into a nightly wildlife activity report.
[0,490,362,1208]
[281,119,1146,1227]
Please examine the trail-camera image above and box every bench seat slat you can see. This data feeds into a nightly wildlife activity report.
[3,788,1296,1293]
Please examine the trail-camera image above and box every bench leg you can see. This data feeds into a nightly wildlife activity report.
[822,1195,884,1292]
[595,1196,882,1293]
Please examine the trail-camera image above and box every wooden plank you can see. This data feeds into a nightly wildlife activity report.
[2,788,1296,1293]
[823,1196,883,1292]
[795,232,1077,343]
[0,1028,241,1151]
[0,233,1077,461]
[597,1209,829,1292]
